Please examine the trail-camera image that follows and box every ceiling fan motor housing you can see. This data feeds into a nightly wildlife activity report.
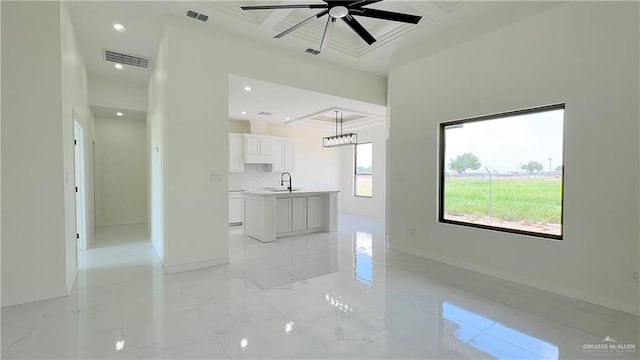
[329,6,349,18]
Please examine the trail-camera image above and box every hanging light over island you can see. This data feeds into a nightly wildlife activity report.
[323,111,357,148]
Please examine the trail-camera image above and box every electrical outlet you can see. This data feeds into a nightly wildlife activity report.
[632,271,639,282]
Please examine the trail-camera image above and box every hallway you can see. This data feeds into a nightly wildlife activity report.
[1,216,638,359]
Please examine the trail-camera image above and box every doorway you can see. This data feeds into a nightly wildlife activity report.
[74,118,87,253]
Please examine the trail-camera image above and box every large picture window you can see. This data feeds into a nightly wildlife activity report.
[355,142,373,197]
[439,104,565,239]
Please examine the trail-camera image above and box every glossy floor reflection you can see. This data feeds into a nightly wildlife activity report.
[2,214,638,359]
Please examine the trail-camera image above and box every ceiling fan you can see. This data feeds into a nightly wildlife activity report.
[240,0,422,50]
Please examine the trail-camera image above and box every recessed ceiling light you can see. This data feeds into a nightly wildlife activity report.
[244,86,252,92]
[114,63,124,70]
[116,112,124,117]
[286,117,291,121]
[241,111,247,115]
[113,23,125,32]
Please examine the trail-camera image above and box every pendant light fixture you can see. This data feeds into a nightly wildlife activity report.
[323,110,357,148]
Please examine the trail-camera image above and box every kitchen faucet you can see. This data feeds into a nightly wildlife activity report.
[280,172,292,193]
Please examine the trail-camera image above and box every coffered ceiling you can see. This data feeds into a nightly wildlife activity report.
[228,74,386,129]
[68,1,558,125]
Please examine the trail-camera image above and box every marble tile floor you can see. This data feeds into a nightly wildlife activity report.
[1,214,638,359]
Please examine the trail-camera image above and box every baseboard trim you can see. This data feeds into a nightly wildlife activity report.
[391,242,639,316]
[164,257,230,274]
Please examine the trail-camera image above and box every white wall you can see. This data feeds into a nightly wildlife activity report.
[388,2,639,314]
[148,21,385,273]
[339,124,386,220]
[147,30,168,263]
[0,2,2,283]
[89,74,148,112]
[60,1,93,291]
[94,116,147,227]
[2,1,69,306]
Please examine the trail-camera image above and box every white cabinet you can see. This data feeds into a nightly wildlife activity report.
[276,198,292,233]
[243,191,339,242]
[234,134,295,168]
[275,197,310,233]
[229,192,243,225]
[275,195,324,236]
[292,197,307,231]
[307,196,322,229]
[244,134,273,164]
[229,134,245,172]
[272,139,296,172]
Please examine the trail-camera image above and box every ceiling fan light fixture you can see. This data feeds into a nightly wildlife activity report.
[329,6,349,18]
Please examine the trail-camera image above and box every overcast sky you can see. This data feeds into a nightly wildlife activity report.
[444,109,564,173]
[356,142,373,168]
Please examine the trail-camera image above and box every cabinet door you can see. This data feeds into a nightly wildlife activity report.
[292,197,307,231]
[229,198,243,223]
[245,136,261,156]
[276,198,292,234]
[259,138,272,155]
[284,140,295,171]
[229,135,245,172]
[307,196,321,229]
[271,140,285,172]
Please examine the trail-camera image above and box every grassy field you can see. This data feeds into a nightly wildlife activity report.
[444,177,562,224]
[355,175,373,197]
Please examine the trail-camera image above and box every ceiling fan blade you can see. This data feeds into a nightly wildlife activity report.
[241,4,327,10]
[274,9,329,38]
[348,0,383,8]
[342,14,376,45]
[320,16,336,50]
[351,8,422,24]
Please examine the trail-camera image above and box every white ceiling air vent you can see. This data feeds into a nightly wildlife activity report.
[103,49,151,69]
[258,112,274,116]
[187,10,209,22]
[305,48,321,56]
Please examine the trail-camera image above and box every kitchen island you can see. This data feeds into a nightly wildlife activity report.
[243,189,339,243]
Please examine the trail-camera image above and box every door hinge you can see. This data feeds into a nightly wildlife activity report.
[76,233,79,239]
[74,139,77,145]
[75,186,78,193]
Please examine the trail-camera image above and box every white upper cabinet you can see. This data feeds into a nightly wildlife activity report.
[284,140,295,171]
[229,133,245,172]
[244,134,274,164]
[272,139,296,172]
[231,133,295,168]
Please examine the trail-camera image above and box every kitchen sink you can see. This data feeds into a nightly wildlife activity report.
[267,187,301,192]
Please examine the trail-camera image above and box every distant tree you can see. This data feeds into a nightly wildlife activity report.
[521,160,544,175]
[449,153,481,174]
[555,165,563,172]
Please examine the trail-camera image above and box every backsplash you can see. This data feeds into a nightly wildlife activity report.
[229,164,283,191]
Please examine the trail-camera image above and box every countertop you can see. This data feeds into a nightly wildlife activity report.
[242,188,340,196]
